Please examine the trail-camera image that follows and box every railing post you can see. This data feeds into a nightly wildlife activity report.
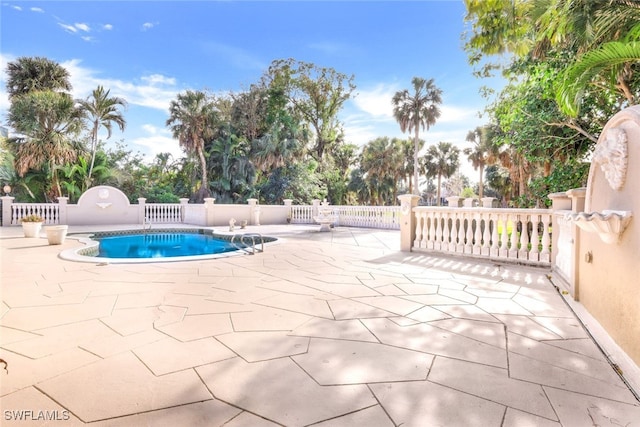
[481,197,495,208]
[398,194,421,252]
[1,196,14,226]
[203,198,215,227]
[248,198,261,226]
[57,196,68,225]
[179,198,189,223]
[137,198,146,224]
[446,196,462,207]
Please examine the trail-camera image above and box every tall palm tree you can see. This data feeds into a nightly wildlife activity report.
[392,77,442,196]
[78,86,127,183]
[166,90,218,202]
[360,137,404,205]
[463,126,491,199]
[422,141,460,206]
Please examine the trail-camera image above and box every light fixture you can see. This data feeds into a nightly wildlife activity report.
[3,184,10,195]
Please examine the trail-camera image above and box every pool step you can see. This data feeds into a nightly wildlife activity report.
[230,233,264,255]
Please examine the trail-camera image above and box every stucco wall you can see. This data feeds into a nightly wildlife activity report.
[576,106,640,365]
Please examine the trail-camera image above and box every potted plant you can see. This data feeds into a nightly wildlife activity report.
[44,225,68,245]
[20,215,44,238]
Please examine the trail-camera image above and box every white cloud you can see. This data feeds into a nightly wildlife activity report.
[75,23,90,32]
[103,24,113,30]
[142,22,157,31]
[132,126,183,160]
[11,5,22,11]
[142,74,176,86]
[30,7,44,13]
[352,83,398,118]
[58,23,77,33]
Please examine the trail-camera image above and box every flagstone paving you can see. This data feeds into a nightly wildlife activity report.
[1,224,639,426]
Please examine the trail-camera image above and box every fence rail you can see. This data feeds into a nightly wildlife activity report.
[412,207,552,266]
[145,203,183,223]
[10,203,59,225]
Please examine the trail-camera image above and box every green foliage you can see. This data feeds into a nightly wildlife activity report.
[460,187,477,198]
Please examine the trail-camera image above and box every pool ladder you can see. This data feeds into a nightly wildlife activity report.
[230,233,264,255]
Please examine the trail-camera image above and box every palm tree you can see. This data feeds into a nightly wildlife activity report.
[360,137,404,205]
[463,126,491,199]
[166,90,218,202]
[9,90,85,199]
[78,86,127,183]
[6,56,72,99]
[392,77,442,196]
[422,142,460,206]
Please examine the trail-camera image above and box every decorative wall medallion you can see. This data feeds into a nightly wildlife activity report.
[593,127,628,191]
[98,188,110,199]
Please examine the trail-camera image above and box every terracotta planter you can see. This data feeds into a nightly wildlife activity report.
[22,222,43,238]
[44,225,68,245]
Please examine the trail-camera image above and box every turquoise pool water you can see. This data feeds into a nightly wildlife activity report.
[96,231,244,259]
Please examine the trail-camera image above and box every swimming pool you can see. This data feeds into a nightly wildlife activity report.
[59,228,277,263]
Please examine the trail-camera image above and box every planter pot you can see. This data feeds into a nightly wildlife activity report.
[44,225,68,245]
[22,222,43,238]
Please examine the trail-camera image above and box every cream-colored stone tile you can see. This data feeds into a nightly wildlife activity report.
[81,328,166,358]
[434,304,499,323]
[0,386,85,426]
[502,408,561,427]
[476,297,534,315]
[303,281,381,298]
[133,336,235,375]
[3,319,114,358]
[38,352,211,423]
[101,305,185,336]
[405,306,451,323]
[113,290,167,309]
[231,307,311,332]
[351,296,423,316]
[163,293,249,315]
[217,331,308,362]
[512,294,575,318]
[223,411,280,427]
[196,357,376,426]
[428,357,556,419]
[157,313,233,341]
[388,316,422,326]
[508,332,621,384]
[0,348,99,396]
[328,299,395,320]
[493,314,562,340]
[290,317,378,342]
[362,318,507,368]
[1,295,116,331]
[545,338,608,361]
[294,339,432,385]
[531,316,589,339]
[509,353,637,404]
[0,301,9,318]
[0,326,41,346]
[92,400,241,427]
[465,288,516,299]
[402,294,468,306]
[370,380,505,427]
[394,282,439,295]
[544,386,640,427]
[430,318,506,348]
[255,293,334,318]
[311,405,394,427]
[1,291,88,308]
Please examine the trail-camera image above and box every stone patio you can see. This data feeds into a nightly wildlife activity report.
[1,224,639,426]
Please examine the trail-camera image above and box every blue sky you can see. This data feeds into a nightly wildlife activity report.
[1,0,505,180]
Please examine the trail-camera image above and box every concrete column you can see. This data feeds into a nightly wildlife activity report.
[566,187,587,213]
[203,198,215,227]
[398,194,421,252]
[481,197,495,208]
[57,196,69,225]
[462,198,477,207]
[179,198,189,222]
[446,196,462,207]
[312,199,320,219]
[1,196,14,226]
[248,198,260,226]
[137,198,146,224]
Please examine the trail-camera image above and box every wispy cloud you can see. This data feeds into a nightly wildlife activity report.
[132,125,184,160]
[30,7,44,13]
[58,22,91,34]
[10,5,22,11]
[75,23,90,32]
[141,22,157,31]
[308,41,351,56]
[103,24,113,31]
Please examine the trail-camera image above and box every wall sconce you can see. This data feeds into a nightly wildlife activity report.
[3,184,10,196]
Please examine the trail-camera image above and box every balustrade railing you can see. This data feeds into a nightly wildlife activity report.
[290,205,314,224]
[145,203,183,223]
[11,203,59,225]
[412,207,552,266]
[334,205,400,229]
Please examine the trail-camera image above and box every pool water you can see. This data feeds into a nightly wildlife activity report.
[96,232,243,259]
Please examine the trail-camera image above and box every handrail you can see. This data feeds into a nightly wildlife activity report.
[230,233,264,255]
